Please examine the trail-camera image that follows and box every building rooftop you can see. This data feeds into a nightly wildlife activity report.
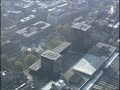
[71,22,91,31]
[32,21,51,30]
[16,27,38,37]
[16,21,51,37]
[29,60,41,71]
[41,50,62,60]
[52,41,71,54]
[20,15,35,23]
[50,9,68,16]
[72,42,117,76]
[8,11,22,14]
[15,2,34,8]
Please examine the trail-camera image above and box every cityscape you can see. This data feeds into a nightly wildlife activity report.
[1,0,119,90]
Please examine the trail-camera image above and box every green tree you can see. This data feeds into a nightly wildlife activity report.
[56,25,64,36]
[9,57,18,66]
[36,48,44,58]
[1,54,9,69]
[56,24,70,34]
[14,61,24,72]
[56,24,71,41]
[63,24,71,32]
[24,54,37,67]
[1,54,8,65]
[41,42,48,51]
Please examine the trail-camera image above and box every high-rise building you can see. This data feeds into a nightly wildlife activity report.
[71,22,92,52]
[41,50,62,73]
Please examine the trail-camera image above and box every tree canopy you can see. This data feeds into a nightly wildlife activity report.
[14,61,24,72]
[24,54,37,67]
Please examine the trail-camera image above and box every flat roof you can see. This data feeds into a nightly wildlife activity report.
[72,42,116,76]
[32,21,51,30]
[20,15,35,22]
[41,50,62,60]
[16,21,51,37]
[16,27,38,37]
[52,41,71,54]
[29,60,41,71]
[71,22,91,31]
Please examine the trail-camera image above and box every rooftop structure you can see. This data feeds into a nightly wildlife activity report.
[48,3,69,12]
[38,0,68,11]
[41,79,67,90]
[41,50,62,60]
[32,21,51,30]
[71,22,91,31]
[72,42,117,76]
[16,21,51,37]
[52,41,71,54]
[14,2,34,9]
[8,11,22,14]
[50,9,68,16]
[20,15,35,23]
[73,17,84,23]
[29,60,41,71]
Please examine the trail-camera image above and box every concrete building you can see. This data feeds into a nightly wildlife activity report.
[17,15,37,29]
[70,42,117,89]
[41,50,62,73]
[7,10,25,22]
[47,9,71,26]
[15,21,52,46]
[41,79,70,90]
[71,22,92,53]
[72,42,117,76]
[52,41,71,55]
[29,60,41,75]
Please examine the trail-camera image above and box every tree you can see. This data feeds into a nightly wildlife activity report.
[14,61,24,72]
[1,54,9,69]
[56,25,64,36]
[1,54,8,65]
[56,24,71,41]
[24,54,37,67]
[9,57,25,72]
[9,57,18,66]
[36,48,44,58]
[63,24,71,32]
[41,42,48,51]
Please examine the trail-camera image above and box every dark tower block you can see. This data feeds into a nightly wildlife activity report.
[71,22,92,53]
[41,50,62,74]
